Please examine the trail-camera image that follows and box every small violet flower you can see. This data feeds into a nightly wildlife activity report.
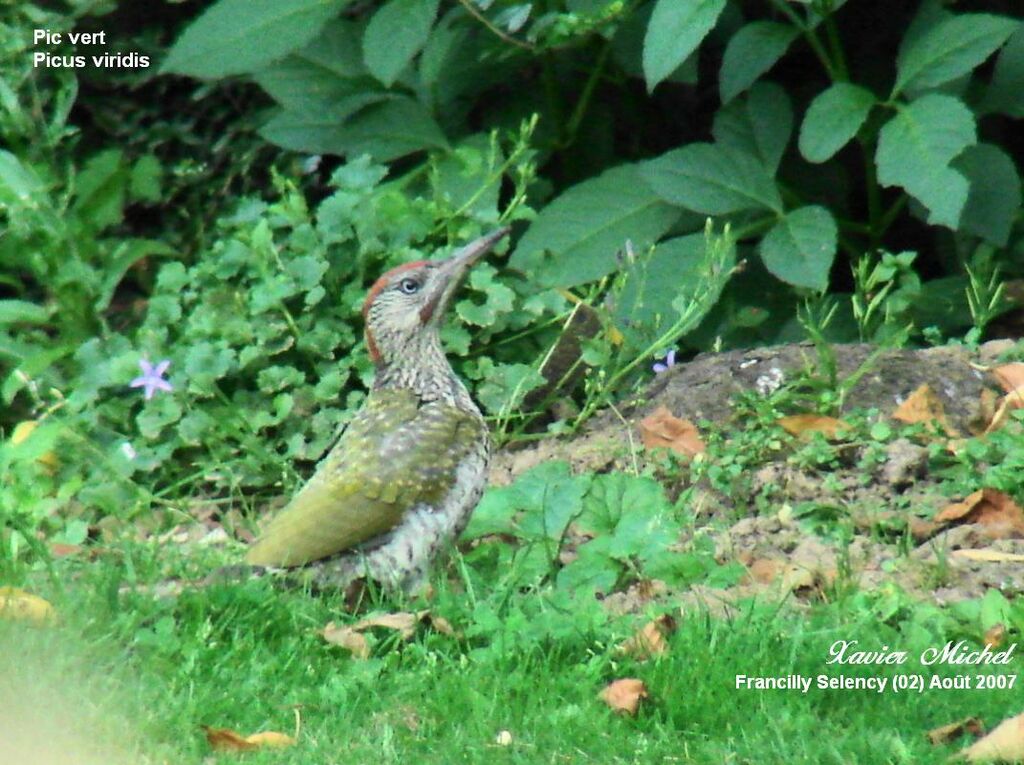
[130,358,173,400]
[652,349,676,374]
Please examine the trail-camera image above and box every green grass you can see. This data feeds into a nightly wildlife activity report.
[4,538,1018,765]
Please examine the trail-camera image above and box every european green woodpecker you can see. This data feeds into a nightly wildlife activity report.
[244,228,509,591]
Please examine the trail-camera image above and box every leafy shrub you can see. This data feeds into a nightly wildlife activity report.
[161,0,1023,346]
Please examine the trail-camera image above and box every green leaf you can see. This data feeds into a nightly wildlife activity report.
[758,205,836,291]
[0,300,48,325]
[643,143,782,215]
[73,149,127,231]
[953,143,1022,247]
[983,25,1024,118]
[96,239,177,312]
[259,93,393,153]
[363,0,440,87]
[719,21,799,104]
[712,82,792,173]
[509,164,679,287]
[0,150,44,202]
[162,0,347,79]
[798,83,876,163]
[129,154,162,203]
[642,0,726,91]
[875,94,976,229]
[893,13,1018,96]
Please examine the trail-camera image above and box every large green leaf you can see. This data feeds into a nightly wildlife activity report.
[642,143,782,215]
[509,164,679,287]
[712,82,792,174]
[719,21,799,104]
[954,144,1022,247]
[162,0,347,79]
[758,206,836,291]
[362,0,440,87]
[893,13,1018,96]
[875,94,976,229]
[798,83,876,163]
[983,25,1024,117]
[642,0,726,91]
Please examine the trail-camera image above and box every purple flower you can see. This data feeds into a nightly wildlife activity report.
[130,358,173,400]
[652,349,676,374]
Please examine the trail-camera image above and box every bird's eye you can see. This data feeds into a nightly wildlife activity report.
[398,277,421,294]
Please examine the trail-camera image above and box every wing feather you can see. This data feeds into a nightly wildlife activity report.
[245,389,484,567]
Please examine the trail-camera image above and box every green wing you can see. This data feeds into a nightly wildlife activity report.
[245,389,485,567]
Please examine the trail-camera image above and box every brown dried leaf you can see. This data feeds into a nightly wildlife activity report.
[892,384,958,436]
[959,711,1024,762]
[203,726,257,752]
[927,716,985,745]
[321,622,371,659]
[638,406,705,458]
[0,587,56,626]
[935,489,1024,538]
[983,624,1007,650]
[324,610,457,653]
[984,388,1024,435]
[599,678,648,716]
[243,731,297,749]
[777,413,851,440]
[617,614,677,660]
[992,362,1024,394]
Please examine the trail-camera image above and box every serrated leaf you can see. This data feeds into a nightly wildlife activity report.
[510,164,678,287]
[798,83,876,163]
[363,0,440,87]
[719,21,799,103]
[643,0,726,91]
[712,82,792,173]
[894,13,1018,96]
[954,143,1022,247]
[162,0,347,79]
[758,205,836,291]
[875,94,976,229]
[643,143,782,215]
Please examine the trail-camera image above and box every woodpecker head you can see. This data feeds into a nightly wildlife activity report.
[362,228,510,366]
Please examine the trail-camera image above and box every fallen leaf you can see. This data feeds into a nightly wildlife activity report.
[638,406,705,458]
[0,587,56,626]
[927,717,985,745]
[951,549,1024,563]
[617,614,677,660]
[892,384,958,436]
[599,678,648,716]
[321,622,371,659]
[777,413,851,440]
[203,726,257,752]
[983,388,1024,435]
[934,489,1024,538]
[49,543,83,558]
[959,711,1024,762]
[983,624,1006,650]
[243,731,297,748]
[992,362,1024,394]
[322,610,457,655]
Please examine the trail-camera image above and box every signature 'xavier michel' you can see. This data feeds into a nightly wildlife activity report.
[245,229,509,591]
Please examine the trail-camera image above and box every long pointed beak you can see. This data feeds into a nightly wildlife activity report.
[423,227,511,323]
[440,227,511,277]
